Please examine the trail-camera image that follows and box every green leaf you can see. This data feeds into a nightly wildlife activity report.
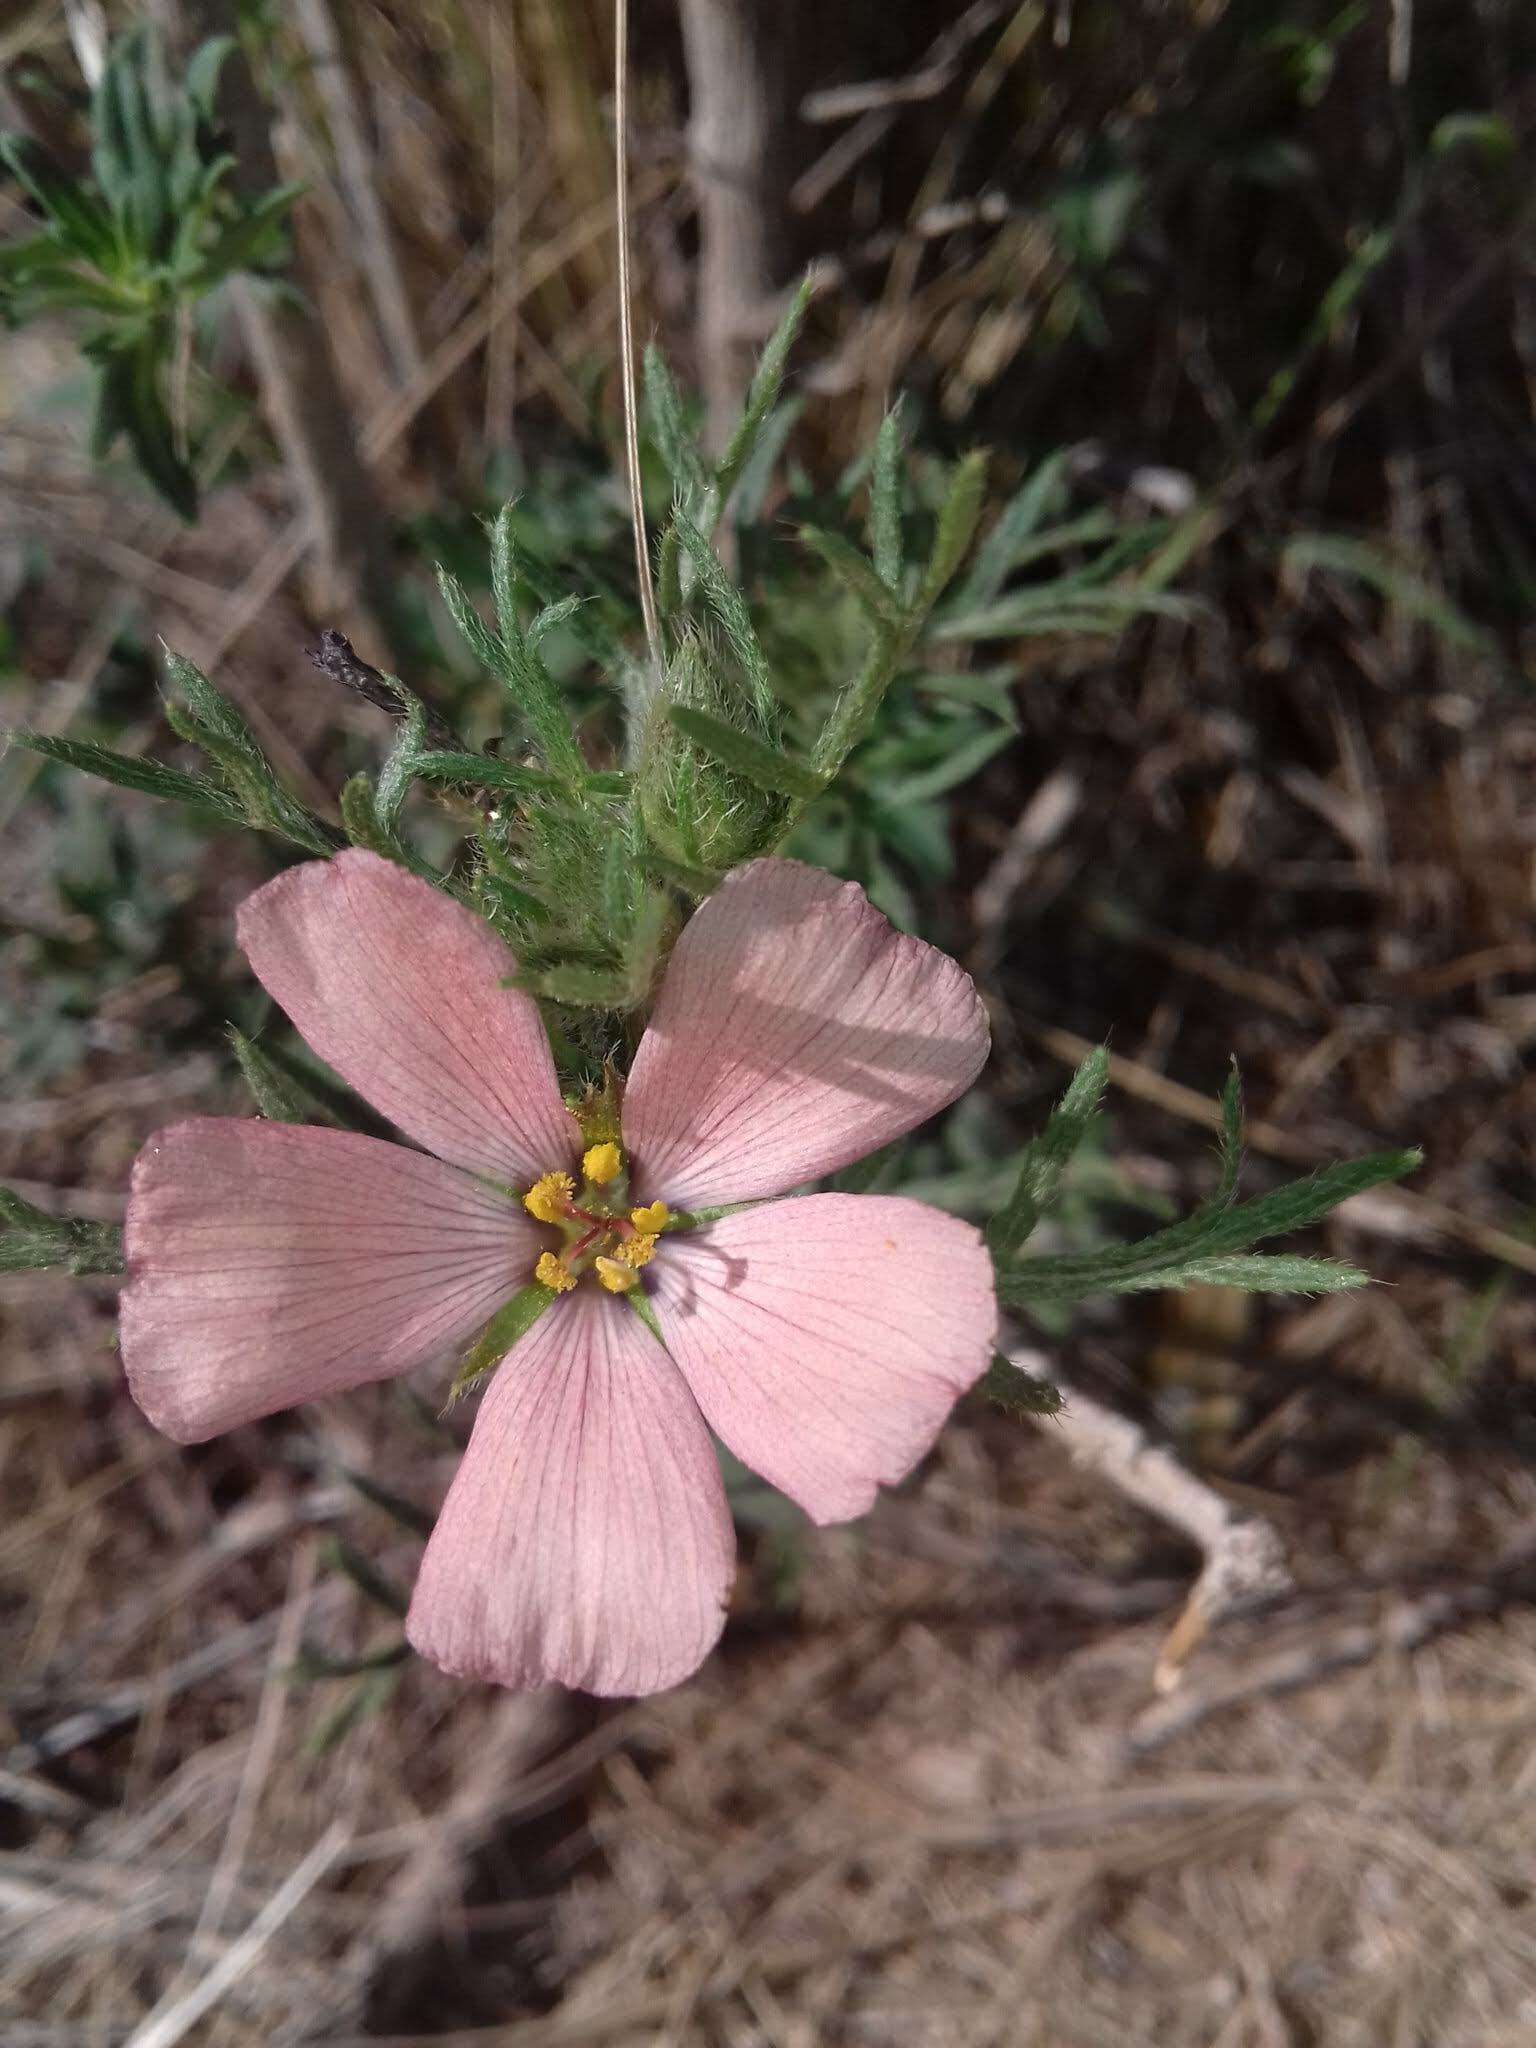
[644,343,708,509]
[952,450,1073,610]
[1104,1254,1371,1296]
[672,513,777,727]
[880,724,1013,806]
[461,515,585,777]
[708,274,815,524]
[799,525,907,628]
[338,772,399,861]
[0,1185,123,1277]
[448,1285,557,1402]
[987,1045,1110,1259]
[8,730,245,823]
[1430,112,1515,163]
[409,749,559,799]
[229,1027,311,1124]
[0,135,117,263]
[1279,533,1493,655]
[918,450,989,613]
[998,1147,1420,1304]
[667,705,827,800]
[164,652,336,854]
[870,399,907,589]
[375,697,429,831]
[1206,1062,1244,1216]
[92,335,198,520]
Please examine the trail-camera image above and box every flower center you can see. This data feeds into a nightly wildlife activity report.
[524,1145,670,1295]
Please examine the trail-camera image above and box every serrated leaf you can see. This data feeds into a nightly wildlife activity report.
[987,1045,1110,1258]
[667,705,826,799]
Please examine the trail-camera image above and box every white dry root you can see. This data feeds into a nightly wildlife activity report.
[1006,1344,1294,1692]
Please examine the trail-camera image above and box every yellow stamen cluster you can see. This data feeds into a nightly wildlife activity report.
[582,1141,623,1186]
[535,1251,576,1293]
[524,1171,575,1224]
[523,1170,671,1295]
[594,1256,638,1294]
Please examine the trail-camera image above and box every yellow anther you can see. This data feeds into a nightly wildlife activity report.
[616,1233,658,1270]
[595,1256,638,1294]
[630,1201,670,1235]
[583,1141,623,1187]
[524,1171,574,1224]
[535,1251,576,1294]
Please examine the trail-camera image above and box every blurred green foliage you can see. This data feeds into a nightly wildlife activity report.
[0,25,297,516]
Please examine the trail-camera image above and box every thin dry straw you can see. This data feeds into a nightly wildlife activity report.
[615,0,663,674]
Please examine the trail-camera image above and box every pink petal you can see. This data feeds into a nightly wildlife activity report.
[648,1193,995,1524]
[237,850,578,1185]
[406,1288,734,1696]
[623,859,989,1207]
[122,1119,541,1442]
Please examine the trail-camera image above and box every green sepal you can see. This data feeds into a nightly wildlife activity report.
[666,705,827,800]
[625,1286,664,1345]
[447,1283,556,1404]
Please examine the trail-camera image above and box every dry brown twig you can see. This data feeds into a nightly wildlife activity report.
[1004,1343,1294,1692]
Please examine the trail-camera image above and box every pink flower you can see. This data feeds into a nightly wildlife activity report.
[122,851,995,1696]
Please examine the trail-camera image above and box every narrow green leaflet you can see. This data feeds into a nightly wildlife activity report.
[0,1186,123,1277]
[799,525,907,628]
[987,1045,1111,1259]
[9,731,246,824]
[999,1148,1420,1305]
[870,399,907,589]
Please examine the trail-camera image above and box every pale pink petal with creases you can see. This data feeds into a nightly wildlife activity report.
[122,1119,540,1442]
[406,1288,734,1696]
[622,859,989,1207]
[237,850,578,1185]
[648,1193,995,1524]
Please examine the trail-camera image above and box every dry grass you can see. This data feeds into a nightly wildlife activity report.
[4,1330,1535,2044]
